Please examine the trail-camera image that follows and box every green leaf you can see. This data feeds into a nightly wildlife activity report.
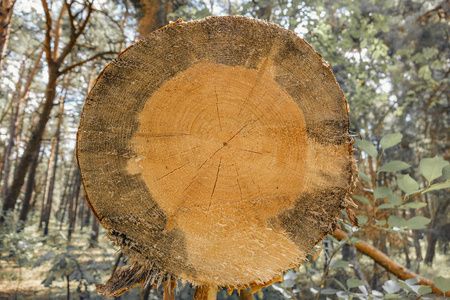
[359,171,371,183]
[419,156,450,183]
[387,193,402,205]
[443,165,450,180]
[357,215,368,225]
[422,180,450,194]
[380,133,402,150]
[406,216,431,230]
[347,278,365,289]
[352,195,370,205]
[378,160,410,173]
[378,203,395,209]
[388,215,406,228]
[331,259,349,269]
[355,139,378,157]
[434,276,450,293]
[374,186,392,199]
[417,286,432,295]
[397,175,420,195]
[399,202,427,209]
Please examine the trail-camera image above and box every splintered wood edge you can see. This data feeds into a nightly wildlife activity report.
[76,15,357,291]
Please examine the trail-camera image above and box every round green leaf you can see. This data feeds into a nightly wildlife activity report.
[443,165,450,180]
[331,259,349,269]
[378,160,410,173]
[388,215,406,228]
[380,133,402,150]
[347,278,365,289]
[359,171,371,183]
[434,276,450,293]
[419,156,450,183]
[406,216,431,230]
[417,286,432,295]
[374,186,392,199]
[397,175,420,195]
[356,139,378,157]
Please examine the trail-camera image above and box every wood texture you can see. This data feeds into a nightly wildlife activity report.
[77,16,355,289]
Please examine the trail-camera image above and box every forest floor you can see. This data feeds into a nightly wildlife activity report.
[0,220,448,299]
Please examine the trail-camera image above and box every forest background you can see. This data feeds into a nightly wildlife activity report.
[0,0,449,299]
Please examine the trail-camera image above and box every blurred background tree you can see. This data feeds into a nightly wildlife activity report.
[0,0,448,299]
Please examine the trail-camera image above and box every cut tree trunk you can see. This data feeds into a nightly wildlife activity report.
[77,16,355,296]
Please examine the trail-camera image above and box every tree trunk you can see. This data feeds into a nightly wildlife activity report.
[78,17,355,294]
[17,145,41,229]
[424,198,449,265]
[133,0,173,36]
[89,212,99,246]
[38,148,51,230]
[42,93,64,235]
[0,0,15,70]
[67,170,81,241]
[1,66,58,221]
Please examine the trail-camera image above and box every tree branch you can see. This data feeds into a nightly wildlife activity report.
[59,51,117,74]
[333,229,449,296]
[57,0,93,66]
[40,0,53,63]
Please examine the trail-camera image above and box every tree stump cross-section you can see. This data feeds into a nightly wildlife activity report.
[77,16,355,295]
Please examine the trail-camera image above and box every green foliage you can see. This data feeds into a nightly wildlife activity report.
[419,156,450,184]
[396,174,420,195]
[355,139,378,157]
[434,276,450,293]
[380,133,402,150]
[378,160,410,173]
[346,278,365,289]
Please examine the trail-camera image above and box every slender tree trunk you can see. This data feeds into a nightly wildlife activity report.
[38,149,51,230]
[1,0,95,222]
[17,145,41,229]
[1,66,58,221]
[42,93,64,235]
[58,164,74,228]
[0,0,15,70]
[424,199,449,265]
[67,170,80,241]
[135,0,176,36]
[89,213,99,247]
[1,61,25,193]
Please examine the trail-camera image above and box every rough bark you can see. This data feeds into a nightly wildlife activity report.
[17,145,41,228]
[67,170,81,241]
[333,228,450,297]
[42,97,64,235]
[0,0,15,70]
[89,212,99,246]
[1,61,25,196]
[133,0,172,36]
[424,198,449,265]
